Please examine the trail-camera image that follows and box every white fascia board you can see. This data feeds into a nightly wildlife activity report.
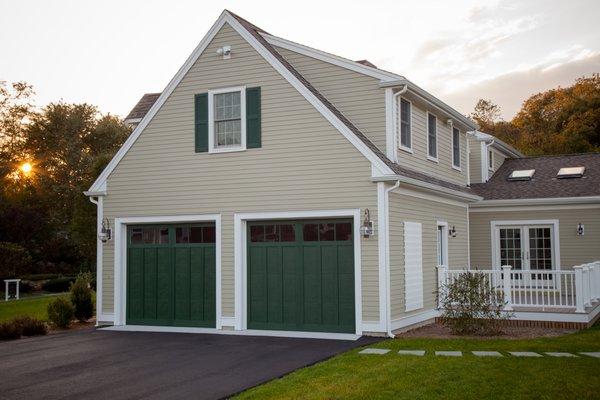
[372,174,481,202]
[380,80,477,132]
[262,33,403,81]
[90,11,393,192]
[468,130,523,158]
[470,196,600,208]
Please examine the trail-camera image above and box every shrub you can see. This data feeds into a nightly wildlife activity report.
[42,277,76,293]
[13,316,48,336]
[47,297,75,328]
[439,271,512,336]
[70,273,94,322]
[0,320,21,340]
[0,242,32,279]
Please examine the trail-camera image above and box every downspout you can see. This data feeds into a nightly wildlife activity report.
[384,180,401,337]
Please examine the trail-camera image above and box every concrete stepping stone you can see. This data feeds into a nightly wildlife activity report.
[435,351,462,357]
[398,350,425,356]
[509,352,542,357]
[580,352,600,358]
[472,351,502,357]
[359,348,390,355]
[545,352,578,357]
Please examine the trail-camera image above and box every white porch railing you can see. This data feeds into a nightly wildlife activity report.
[437,261,600,313]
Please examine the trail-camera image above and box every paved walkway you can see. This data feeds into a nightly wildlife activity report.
[359,348,600,358]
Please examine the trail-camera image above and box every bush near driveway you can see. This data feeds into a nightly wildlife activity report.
[70,273,94,322]
[47,296,74,328]
[0,316,47,340]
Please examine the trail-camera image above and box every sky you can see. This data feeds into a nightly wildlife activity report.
[1,0,599,120]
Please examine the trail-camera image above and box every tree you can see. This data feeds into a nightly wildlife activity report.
[470,99,502,132]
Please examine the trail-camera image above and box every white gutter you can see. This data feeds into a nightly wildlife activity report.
[470,196,600,208]
[384,180,401,337]
[372,174,482,202]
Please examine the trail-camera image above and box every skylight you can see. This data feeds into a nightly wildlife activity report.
[508,169,535,181]
[557,166,585,179]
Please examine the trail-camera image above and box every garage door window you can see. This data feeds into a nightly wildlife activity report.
[130,227,169,244]
[175,225,216,244]
[250,224,295,242]
[303,222,352,241]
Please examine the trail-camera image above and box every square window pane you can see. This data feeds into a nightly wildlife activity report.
[335,222,352,241]
[250,225,264,242]
[264,225,279,242]
[159,228,169,244]
[189,227,202,243]
[280,224,295,242]
[319,223,335,241]
[176,227,190,244]
[303,224,318,241]
[202,226,216,243]
[131,228,143,244]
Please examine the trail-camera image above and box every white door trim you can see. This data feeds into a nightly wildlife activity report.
[436,220,449,267]
[490,219,560,271]
[113,214,222,327]
[234,209,363,335]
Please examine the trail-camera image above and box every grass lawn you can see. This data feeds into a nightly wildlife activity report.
[237,323,600,400]
[0,293,67,322]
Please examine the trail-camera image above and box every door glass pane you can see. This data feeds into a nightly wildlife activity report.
[189,227,202,243]
[131,228,143,244]
[264,225,279,242]
[303,224,318,241]
[499,228,522,270]
[176,227,190,243]
[335,222,352,241]
[528,227,552,270]
[143,227,157,244]
[319,223,335,241]
[279,224,295,242]
[159,228,169,244]
[202,226,216,243]
[250,225,264,242]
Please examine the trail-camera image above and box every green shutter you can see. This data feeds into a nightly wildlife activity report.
[246,87,261,149]
[195,93,208,152]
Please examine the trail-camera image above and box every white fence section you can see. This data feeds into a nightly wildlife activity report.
[437,261,600,313]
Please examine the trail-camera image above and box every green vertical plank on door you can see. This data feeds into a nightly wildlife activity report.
[203,246,216,324]
[321,245,339,327]
[267,246,283,324]
[338,244,355,329]
[128,248,144,321]
[189,247,204,322]
[249,247,267,324]
[143,248,158,320]
[174,247,191,322]
[156,247,172,322]
[282,246,301,327]
[303,245,322,325]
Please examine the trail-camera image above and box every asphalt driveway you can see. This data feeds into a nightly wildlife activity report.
[0,328,377,400]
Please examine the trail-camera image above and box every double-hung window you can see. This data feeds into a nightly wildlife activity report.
[488,149,494,170]
[427,113,437,161]
[208,86,246,153]
[452,127,460,169]
[399,98,412,151]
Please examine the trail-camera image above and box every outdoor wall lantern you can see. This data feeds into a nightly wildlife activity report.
[99,218,112,243]
[577,223,585,236]
[449,225,457,238]
[360,209,374,238]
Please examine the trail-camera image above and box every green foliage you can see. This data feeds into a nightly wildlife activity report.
[439,271,511,335]
[46,296,74,328]
[13,316,48,336]
[0,320,22,340]
[42,276,76,293]
[471,74,600,155]
[0,241,32,279]
[70,272,94,322]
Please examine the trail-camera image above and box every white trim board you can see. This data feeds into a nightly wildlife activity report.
[102,325,360,341]
[87,10,393,193]
[112,214,222,328]
[391,309,439,332]
[234,209,364,335]
[470,196,600,209]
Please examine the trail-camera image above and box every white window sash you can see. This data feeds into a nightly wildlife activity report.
[208,86,247,153]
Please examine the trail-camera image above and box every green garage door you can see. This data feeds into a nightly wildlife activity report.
[247,219,355,333]
[127,224,216,327]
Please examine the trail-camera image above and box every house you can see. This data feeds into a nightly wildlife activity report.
[86,10,600,339]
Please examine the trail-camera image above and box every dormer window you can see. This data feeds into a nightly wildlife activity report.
[488,149,494,170]
[557,166,585,178]
[508,169,535,181]
[399,98,412,152]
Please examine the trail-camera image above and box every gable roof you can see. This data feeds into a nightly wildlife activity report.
[471,153,600,200]
[89,10,477,199]
[469,130,523,158]
[124,93,161,122]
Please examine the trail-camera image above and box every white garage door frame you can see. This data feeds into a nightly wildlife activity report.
[234,209,363,336]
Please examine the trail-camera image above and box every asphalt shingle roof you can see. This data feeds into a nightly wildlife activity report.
[125,93,161,121]
[471,153,600,200]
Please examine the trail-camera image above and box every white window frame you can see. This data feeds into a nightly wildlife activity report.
[451,127,461,171]
[398,97,413,153]
[436,220,449,267]
[426,112,438,162]
[208,86,246,153]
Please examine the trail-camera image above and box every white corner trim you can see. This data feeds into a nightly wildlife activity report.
[262,33,402,82]
[377,183,387,333]
[391,309,439,331]
[436,220,449,267]
[112,214,222,327]
[89,11,393,192]
[234,209,364,335]
[208,86,247,153]
[97,312,115,324]
[219,316,237,328]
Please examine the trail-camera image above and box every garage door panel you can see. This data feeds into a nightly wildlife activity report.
[174,248,191,321]
[156,248,172,321]
[282,247,301,325]
[128,248,144,321]
[189,247,204,321]
[143,249,158,320]
[266,247,283,323]
[203,248,216,322]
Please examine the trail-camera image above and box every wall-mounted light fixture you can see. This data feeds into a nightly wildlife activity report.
[99,218,112,243]
[577,223,585,236]
[216,45,232,59]
[448,225,457,238]
[360,209,374,238]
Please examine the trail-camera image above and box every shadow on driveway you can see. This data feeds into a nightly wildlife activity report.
[0,328,380,400]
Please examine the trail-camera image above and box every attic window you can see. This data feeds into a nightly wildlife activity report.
[557,166,585,179]
[508,169,535,181]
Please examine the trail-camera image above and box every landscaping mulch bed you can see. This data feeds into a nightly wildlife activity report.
[48,318,96,335]
[396,322,577,340]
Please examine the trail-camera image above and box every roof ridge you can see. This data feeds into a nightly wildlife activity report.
[508,152,600,160]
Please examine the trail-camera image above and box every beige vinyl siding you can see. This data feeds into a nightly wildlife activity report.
[488,147,506,178]
[273,46,387,151]
[101,23,381,322]
[469,206,600,269]
[397,96,468,186]
[389,190,469,320]
[469,136,483,183]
